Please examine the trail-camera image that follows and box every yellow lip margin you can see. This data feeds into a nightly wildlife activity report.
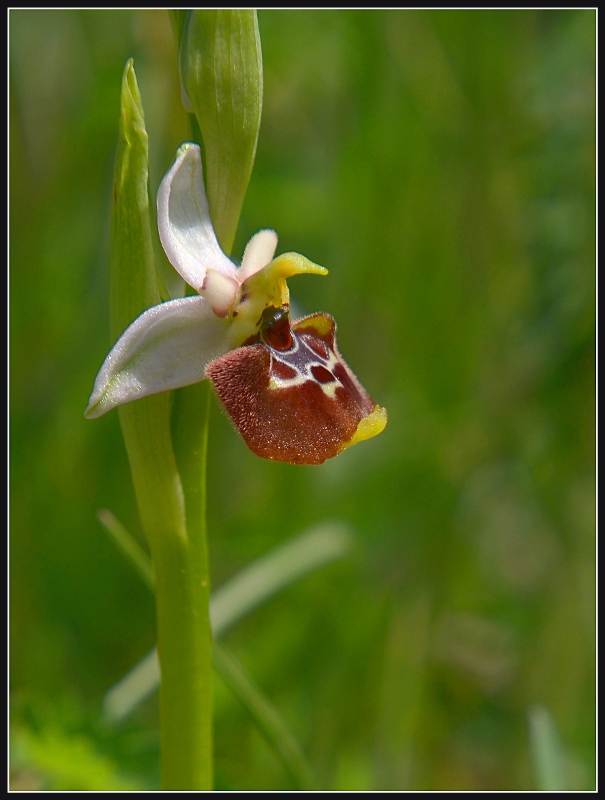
[338,405,387,454]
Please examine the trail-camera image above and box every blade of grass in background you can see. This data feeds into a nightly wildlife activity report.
[528,705,568,791]
[213,642,317,791]
[101,517,354,720]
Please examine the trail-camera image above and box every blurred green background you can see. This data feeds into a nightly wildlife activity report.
[10,9,595,791]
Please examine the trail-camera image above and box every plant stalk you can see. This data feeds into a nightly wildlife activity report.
[161,379,213,790]
[110,60,213,790]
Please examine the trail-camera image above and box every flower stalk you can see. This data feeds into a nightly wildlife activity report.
[110,60,212,789]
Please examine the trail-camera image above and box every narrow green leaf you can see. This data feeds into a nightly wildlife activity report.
[210,521,354,636]
[103,521,354,721]
[213,642,317,791]
[97,509,154,592]
[179,10,263,254]
[110,59,185,549]
[528,705,568,791]
[111,58,162,342]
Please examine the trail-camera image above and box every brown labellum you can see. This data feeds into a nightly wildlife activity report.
[205,307,380,465]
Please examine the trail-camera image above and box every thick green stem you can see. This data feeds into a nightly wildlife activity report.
[153,529,212,789]
[162,379,213,790]
[119,387,213,790]
[118,391,213,790]
[110,61,213,790]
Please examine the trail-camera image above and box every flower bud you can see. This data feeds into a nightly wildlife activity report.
[175,10,263,255]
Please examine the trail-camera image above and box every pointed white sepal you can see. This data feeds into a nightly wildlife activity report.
[157,143,236,293]
[85,296,230,418]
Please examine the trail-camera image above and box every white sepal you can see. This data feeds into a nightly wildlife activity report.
[85,296,230,418]
[157,143,236,293]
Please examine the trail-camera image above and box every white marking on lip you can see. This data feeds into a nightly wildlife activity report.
[268,337,341,398]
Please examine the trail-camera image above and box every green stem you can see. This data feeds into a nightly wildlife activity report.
[154,380,213,790]
[118,395,212,790]
[153,531,212,789]
[121,399,212,791]
[109,59,214,790]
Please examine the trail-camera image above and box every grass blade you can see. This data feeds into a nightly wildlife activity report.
[97,509,154,592]
[528,705,568,791]
[102,519,353,721]
[213,642,317,790]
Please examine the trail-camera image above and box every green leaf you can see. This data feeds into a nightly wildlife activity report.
[178,10,263,254]
[213,642,317,790]
[110,58,162,342]
[110,59,185,550]
[102,521,354,721]
[528,705,568,791]
[97,509,154,592]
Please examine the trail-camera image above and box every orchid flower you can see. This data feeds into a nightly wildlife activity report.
[86,143,386,465]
